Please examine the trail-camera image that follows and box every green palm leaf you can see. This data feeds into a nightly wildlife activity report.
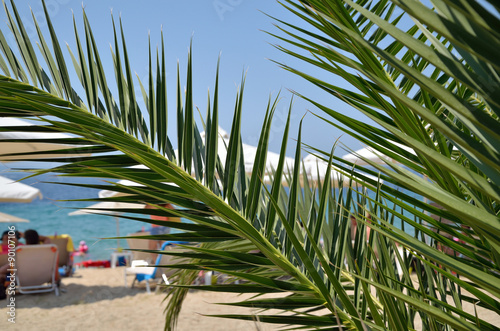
[1,0,499,330]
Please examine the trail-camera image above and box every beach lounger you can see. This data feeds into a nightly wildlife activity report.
[0,254,8,267]
[15,244,59,296]
[126,231,155,263]
[48,235,75,276]
[124,241,184,293]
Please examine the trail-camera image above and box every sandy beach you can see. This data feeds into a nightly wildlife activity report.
[0,267,498,331]
[0,267,279,331]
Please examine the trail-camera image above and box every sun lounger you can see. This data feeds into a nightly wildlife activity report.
[126,231,155,263]
[124,241,186,293]
[48,235,75,276]
[0,254,8,267]
[15,244,59,296]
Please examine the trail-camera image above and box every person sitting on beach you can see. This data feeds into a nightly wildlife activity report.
[0,230,22,254]
[0,229,23,298]
[0,229,56,299]
[23,229,60,280]
[146,203,181,250]
[24,229,51,245]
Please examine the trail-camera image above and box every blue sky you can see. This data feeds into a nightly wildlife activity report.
[1,0,371,158]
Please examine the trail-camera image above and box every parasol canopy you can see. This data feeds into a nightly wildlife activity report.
[0,175,42,203]
[0,117,85,161]
[0,211,29,223]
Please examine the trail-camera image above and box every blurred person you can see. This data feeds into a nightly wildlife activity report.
[350,213,372,242]
[0,229,57,299]
[24,229,51,245]
[0,230,22,254]
[146,203,180,250]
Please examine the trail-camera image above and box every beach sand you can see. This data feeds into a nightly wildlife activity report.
[0,267,279,331]
[0,267,498,330]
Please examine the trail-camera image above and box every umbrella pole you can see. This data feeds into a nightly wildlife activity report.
[115,216,120,249]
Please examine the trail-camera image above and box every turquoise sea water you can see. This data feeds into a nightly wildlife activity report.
[0,171,147,261]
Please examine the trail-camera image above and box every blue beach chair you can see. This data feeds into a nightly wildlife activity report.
[124,241,184,293]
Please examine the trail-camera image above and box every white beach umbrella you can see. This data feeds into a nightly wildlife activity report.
[242,143,295,174]
[0,175,39,224]
[341,143,415,166]
[199,127,230,141]
[342,143,430,202]
[0,175,42,202]
[302,154,335,181]
[72,169,178,248]
[342,146,391,166]
[98,175,180,199]
[98,179,143,199]
[68,201,146,216]
[0,211,29,223]
[302,154,383,186]
[188,128,231,170]
[199,127,295,175]
[0,117,84,161]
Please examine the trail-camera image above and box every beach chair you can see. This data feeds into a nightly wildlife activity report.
[126,231,155,263]
[0,254,8,267]
[124,241,184,293]
[49,235,75,277]
[15,244,59,296]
